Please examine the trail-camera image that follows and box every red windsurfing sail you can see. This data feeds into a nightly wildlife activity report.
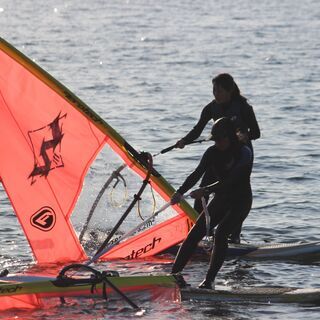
[0,39,105,263]
[0,295,42,311]
[0,37,198,265]
[101,215,194,260]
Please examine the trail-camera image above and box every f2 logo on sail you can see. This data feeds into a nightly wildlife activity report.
[31,207,56,231]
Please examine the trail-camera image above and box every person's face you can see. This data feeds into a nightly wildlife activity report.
[213,84,232,104]
[214,136,230,151]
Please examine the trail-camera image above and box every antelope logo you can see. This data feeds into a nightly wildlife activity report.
[28,113,66,184]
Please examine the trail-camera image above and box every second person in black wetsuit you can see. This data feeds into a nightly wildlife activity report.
[176,73,260,243]
[171,117,253,289]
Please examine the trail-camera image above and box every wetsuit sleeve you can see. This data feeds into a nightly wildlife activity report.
[181,103,213,143]
[242,103,261,140]
[177,149,211,195]
[204,146,252,194]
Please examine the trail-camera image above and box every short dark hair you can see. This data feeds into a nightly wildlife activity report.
[211,117,238,145]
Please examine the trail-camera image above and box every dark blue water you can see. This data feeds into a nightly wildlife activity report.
[1,0,320,319]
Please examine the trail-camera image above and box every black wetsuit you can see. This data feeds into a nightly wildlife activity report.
[171,144,252,282]
[182,96,260,151]
[182,97,260,239]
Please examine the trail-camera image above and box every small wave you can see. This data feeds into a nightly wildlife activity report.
[286,176,315,181]
[254,199,311,210]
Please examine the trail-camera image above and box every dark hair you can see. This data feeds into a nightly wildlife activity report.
[211,117,239,146]
[212,73,246,101]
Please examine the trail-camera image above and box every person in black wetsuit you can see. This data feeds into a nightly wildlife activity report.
[175,73,260,243]
[171,117,252,289]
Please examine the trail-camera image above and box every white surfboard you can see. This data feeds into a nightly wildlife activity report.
[181,285,320,304]
[164,241,320,259]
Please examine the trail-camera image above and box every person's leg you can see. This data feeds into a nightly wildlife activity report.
[201,219,231,287]
[171,213,206,274]
[229,146,253,243]
[200,193,252,288]
[228,187,252,243]
[196,195,228,288]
